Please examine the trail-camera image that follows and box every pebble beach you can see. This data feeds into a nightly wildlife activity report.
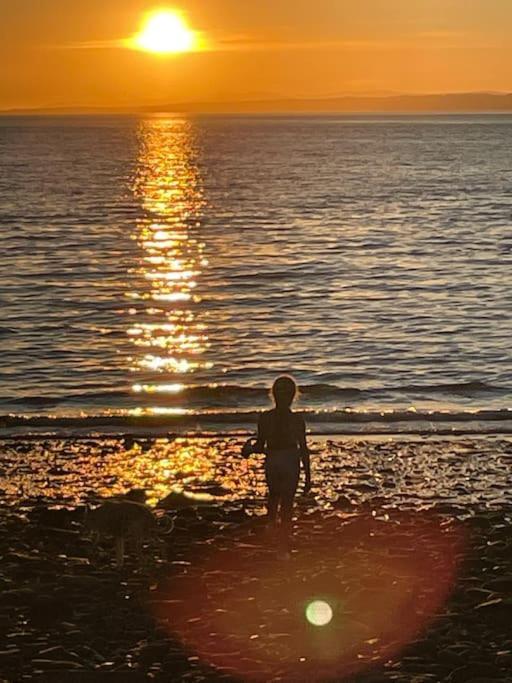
[1,435,512,682]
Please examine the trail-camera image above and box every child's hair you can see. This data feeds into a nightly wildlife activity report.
[271,375,297,411]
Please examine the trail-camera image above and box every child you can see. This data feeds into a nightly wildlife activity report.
[245,375,311,552]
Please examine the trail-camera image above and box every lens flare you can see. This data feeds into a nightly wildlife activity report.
[151,512,465,681]
[306,600,333,627]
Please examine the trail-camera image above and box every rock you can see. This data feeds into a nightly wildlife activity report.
[487,576,512,592]
[475,597,503,610]
[30,658,86,670]
[136,641,170,664]
[1,587,36,606]
[75,645,105,664]
[474,598,512,627]
[157,491,209,509]
[223,506,250,523]
[197,507,226,522]
[350,482,378,493]
[198,484,231,497]
[0,648,22,662]
[333,495,354,511]
[37,645,81,661]
[30,594,74,624]
[449,664,505,682]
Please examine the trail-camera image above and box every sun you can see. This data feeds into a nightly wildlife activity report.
[130,9,198,54]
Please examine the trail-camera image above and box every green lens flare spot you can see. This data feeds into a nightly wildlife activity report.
[305,600,333,626]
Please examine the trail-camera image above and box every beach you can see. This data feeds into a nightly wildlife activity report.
[1,434,512,682]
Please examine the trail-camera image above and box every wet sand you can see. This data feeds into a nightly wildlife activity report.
[1,436,512,681]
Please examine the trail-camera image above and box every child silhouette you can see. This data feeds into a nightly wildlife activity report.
[245,375,311,554]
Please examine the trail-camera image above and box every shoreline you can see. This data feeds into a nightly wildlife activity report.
[3,428,512,442]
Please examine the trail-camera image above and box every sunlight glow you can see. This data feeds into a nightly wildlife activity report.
[132,383,184,394]
[131,9,198,55]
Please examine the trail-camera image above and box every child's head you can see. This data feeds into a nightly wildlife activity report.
[272,375,297,410]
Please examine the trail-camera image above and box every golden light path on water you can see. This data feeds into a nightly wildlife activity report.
[128,118,211,415]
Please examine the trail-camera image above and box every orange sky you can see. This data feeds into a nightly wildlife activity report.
[1,0,511,110]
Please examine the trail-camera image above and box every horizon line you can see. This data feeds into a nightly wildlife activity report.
[2,91,512,116]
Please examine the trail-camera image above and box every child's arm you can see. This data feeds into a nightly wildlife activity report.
[253,412,267,454]
[298,416,311,492]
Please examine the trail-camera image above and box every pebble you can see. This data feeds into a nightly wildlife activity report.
[31,658,86,670]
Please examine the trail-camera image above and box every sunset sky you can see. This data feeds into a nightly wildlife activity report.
[1,0,511,111]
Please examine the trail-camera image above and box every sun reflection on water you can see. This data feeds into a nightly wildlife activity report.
[129,118,210,414]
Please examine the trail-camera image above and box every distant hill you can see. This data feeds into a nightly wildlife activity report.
[3,92,512,115]
[147,92,512,114]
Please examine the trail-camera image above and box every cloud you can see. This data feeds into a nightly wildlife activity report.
[49,39,127,50]
[49,31,491,53]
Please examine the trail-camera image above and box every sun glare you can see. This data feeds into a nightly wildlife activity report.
[131,9,198,54]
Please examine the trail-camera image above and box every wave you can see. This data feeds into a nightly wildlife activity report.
[2,381,510,435]
[0,380,508,408]
[2,407,512,435]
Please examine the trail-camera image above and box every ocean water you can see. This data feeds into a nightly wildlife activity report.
[1,114,511,434]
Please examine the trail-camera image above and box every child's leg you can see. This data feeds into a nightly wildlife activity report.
[280,492,294,530]
[267,493,279,524]
[278,462,300,547]
[265,459,280,525]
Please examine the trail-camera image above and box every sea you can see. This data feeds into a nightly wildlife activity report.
[1,113,511,435]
